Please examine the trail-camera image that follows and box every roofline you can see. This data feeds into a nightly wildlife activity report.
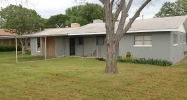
[127,29,178,33]
[0,28,181,38]
[67,32,106,36]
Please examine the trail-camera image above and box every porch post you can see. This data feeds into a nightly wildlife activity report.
[15,38,18,63]
[45,36,47,60]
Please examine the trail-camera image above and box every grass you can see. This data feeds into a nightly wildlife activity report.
[0,52,187,100]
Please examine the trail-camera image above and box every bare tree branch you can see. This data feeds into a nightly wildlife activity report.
[116,0,152,42]
[126,0,133,12]
[113,0,125,21]
[99,0,104,4]
[111,0,115,5]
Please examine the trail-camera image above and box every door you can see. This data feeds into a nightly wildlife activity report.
[69,38,75,55]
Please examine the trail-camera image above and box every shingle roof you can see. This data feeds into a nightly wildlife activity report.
[23,28,76,37]
[68,15,187,34]
[0,29,15,36]
[128,15,187,32]
[23,16,187,37]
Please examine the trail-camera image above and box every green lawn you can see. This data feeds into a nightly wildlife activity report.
[0,52,187,100]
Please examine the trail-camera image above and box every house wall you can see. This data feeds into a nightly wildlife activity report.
[56,36,65,57]
[76,36,107,57]
[170,31,186,64]
[30,38,42,55]
[119,32,171,62]
[55,35,108,57]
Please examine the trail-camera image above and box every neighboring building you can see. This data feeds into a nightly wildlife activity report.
[28,16,187,64]
[0,29,16,46]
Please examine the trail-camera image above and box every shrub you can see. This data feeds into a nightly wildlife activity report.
[117,56,124,62]
[117,57,172,66]
[0,45,22,52]
[132,58,172,66]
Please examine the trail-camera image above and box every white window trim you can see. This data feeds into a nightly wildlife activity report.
[36,38,41,52]
[134,35,152,47]
[134,45,152,47]
[173,44,178,46]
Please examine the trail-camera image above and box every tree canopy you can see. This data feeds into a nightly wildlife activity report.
[65,3,105,26]
[0,4,45,35]
[45,14,69,28]
[155,0,187,17]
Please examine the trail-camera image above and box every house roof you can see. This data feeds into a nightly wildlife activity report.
[68,15,187,35]
[22,16,187,37]
[0,29,15,36]
[23,28,77,37]
[0,29,16,39]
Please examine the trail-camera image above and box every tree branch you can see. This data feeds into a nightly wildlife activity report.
[99,0,104,4]
[116,0,152,42]
[126,0,133,12]
[113,0,125,21]
[111,0,115,5]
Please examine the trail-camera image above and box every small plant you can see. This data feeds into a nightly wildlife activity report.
[117,56,124,62]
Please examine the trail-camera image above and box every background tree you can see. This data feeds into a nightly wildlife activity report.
[99,0,152,74]
[45,14,69,28]
[66,3,105,26]
[155,0,187,17]
[0,4,45,54]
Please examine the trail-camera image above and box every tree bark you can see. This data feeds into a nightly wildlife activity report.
[105,41,118,74]
[100,0,152,74]
[19,38,25,55]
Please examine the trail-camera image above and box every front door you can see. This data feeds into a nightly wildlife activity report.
[69,38,75,55]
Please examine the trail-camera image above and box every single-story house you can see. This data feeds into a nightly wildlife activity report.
[0,29,17,46]
[27,16,187,64]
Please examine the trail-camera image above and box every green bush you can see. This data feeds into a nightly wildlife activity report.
[0,45,22,52]
[117,57,172,66]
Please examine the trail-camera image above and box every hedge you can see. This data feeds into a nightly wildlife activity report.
[117,56,172,66]
[0,45,22,52]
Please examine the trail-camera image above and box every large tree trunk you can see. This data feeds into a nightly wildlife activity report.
[105,42,118,74]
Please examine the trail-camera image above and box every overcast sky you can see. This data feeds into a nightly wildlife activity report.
[0,0,177,19]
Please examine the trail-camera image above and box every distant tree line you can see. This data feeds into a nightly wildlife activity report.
[155,0,187,17]
[45,3,105,28]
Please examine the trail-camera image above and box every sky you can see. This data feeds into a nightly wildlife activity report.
[0,0,177,19]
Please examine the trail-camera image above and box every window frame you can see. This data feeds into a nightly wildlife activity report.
[134,35,152,47]
[180,35,183,44]
[36,37,41,52]
[183,35,186,44]
[173,34,178,46]
[77,37,84,45]
[96,36,104,45]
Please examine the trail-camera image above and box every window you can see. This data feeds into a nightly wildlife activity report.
[134,35,152,46]
[36,37,41,52]
[96,36,104,45]
[78,37,84,45]
[180,35,182,44]
[27,38,30,47]
[184,35,186,44]
[173,34,178,46]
